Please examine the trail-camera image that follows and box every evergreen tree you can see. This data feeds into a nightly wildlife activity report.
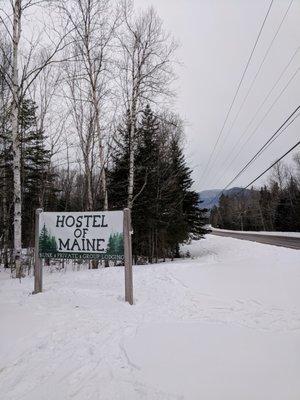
[106,233,124,256]
[165,138,209,256]
[110,104,209,262]
[39,224,57,253]
[20,99,57,247]
[132,104,161,260]
[108,110,131,210]
[1,98,59,251]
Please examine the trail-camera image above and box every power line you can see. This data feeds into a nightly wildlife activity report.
[205,0,294,185]
[211,47,299,188]
[260,110,300,151]
[221,105,300,191]
[198,0,275,189]
[211,66,300,189]
[238,140,300,193]
[205,107,300,206]
[208,140,300,211]
[192,47,300,181]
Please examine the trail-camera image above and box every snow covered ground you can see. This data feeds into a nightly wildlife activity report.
[0,235,300,400]
[212,227,300,238]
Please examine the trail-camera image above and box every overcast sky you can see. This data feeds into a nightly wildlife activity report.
[135,0,300,191]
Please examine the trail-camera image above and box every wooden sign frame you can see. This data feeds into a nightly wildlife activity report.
[33,208,133,305]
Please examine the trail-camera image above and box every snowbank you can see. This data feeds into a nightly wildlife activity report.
[0,236,299,399]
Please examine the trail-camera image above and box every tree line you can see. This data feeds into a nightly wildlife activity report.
[0,1,208,274]
[210,155,300,232]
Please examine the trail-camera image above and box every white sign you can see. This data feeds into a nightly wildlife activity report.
[38,211,123,260]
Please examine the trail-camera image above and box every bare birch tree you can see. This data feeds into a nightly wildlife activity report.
[29,64,66,207]
[64,65,96,210]
[117,2,177,208]
[0,0,71,277]
[269,161,291,191]
[0,35,12,268]
[61,0,120,211]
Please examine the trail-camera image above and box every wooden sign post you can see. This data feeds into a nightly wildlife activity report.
[123,208,133,305]
[34,208,43,294]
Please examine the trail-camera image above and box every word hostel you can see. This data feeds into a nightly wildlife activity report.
[56,214,108,228]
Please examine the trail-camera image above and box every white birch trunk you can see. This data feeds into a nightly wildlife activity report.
[127,96,137,209]
[127,117,135,209]
[2,143,9,268]
[85,159,93,211]
[93,97,108,211]
[11,0,22,278]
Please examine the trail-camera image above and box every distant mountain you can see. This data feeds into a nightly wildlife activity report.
[199,189,222,209]
[199,187,252,210]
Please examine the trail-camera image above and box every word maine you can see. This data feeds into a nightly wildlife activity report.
[56,214,108,228]
[58,238,105,252]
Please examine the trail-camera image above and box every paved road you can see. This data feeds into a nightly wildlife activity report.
[211,230,300,250]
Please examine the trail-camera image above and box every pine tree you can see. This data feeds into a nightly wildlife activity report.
[1,98,59,251]
[39,224,57,253]
[39,224,50,253]
[166,138,208,256]
[19,99,56,247]
[108,110,131,210]
[132,104,161,260]
[107,233,124,256]
[109,105,209,262]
